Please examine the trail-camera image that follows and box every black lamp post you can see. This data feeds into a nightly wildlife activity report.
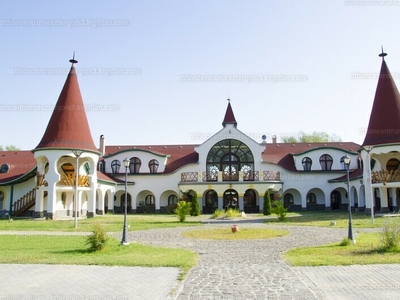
[72,150,83,229]
[121,158,130,246]
[342,155,355,244]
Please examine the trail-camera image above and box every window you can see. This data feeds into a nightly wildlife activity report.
[319,154,333,171]
[98,161,105,173]
[208,165,219,181]
[206,139,254,182]
[284,193,294,204]
[386,158,400,171]
[61,192,66,209]
[129,157,141,174]
[307,193,316,204]
[168,195,178,205]
[149,159,159,173]
[340,156,349,170]
[111,160,121,174]
[241,165,253,180]
[145,195,155,205]
[0,164,9,173]
[244,189,256,206]
[302,157,312,171]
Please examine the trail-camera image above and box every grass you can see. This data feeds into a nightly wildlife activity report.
[0,214,202,232]
[285,232,400,266]
[0,234,198,275]
[264,211,387,228]
[183,227,289,240]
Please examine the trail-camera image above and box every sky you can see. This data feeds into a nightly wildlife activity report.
[1,0,400,150]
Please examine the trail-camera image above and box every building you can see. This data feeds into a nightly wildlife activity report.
[0,51,399,219]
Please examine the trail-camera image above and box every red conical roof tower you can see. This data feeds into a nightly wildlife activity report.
[222,99,237,127]
[34,56,99,153]
[362,50,400,147]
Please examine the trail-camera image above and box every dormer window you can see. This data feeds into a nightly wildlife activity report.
[111,160,121,174]
[129,157,141,174]
[149,159,159,174]
[302,157,312,171]
[0,164,10,173]
[319,154,333,171]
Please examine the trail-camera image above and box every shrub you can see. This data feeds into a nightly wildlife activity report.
[190,192,201,216]
[175,201,191,222]
[263,191,272,216]
[271,200,287,221]
[85,224,108,252]
[339,237,351,247]
[379,218,400,251]
[225,208,241,218]
[211,209,224,219]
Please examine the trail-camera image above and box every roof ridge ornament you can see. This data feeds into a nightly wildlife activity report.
[379,46,387,60]
[69,51,78,65]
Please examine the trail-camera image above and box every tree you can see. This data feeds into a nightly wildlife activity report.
[263,190,272,216]
[190,191,201,216]
[0,145,20,151]
[281,131,342,143]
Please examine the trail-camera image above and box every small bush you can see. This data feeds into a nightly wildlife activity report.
[175,201,191,222]
[339,237,351,247]
[379,218,400,251]
[211,209,224,219]
[85,224,108,252]
[271,200,287,221]
[190,192,201,216]
[225,208,241,218]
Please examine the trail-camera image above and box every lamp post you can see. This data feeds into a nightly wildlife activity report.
[72,150,83,229]
[342,155,355,244]
[121,158,130,246]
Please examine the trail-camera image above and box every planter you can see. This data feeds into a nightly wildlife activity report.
[231,224,239,233]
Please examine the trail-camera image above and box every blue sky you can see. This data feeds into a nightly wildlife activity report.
[1,0,400,150]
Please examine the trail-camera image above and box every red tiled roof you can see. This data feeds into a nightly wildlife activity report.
[34,63,98,153]
[104,145,199,174]
[222,101,237,127]
[0,151,36,184]
[362,56,400,146]
[262,142,361,171]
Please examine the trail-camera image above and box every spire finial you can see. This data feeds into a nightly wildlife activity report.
[227,97,230,102]
[379,46,387,60]
[69,51,78,65]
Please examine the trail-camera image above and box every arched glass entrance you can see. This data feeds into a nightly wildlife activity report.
[223,189,238,210]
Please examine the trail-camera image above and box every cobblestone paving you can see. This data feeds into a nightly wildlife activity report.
[125,220,346,299]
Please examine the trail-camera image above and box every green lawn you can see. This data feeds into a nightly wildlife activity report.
[0,214,203,232]
[0,234,198,275]
[183,227,289,240]
[265,211,389,228]
[285,232,400,266]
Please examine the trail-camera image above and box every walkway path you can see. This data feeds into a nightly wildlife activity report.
[1,217,400,299]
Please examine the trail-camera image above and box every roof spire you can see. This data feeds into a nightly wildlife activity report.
[222,98,237,127]
[69,51,78,65]
[379,46,387,61]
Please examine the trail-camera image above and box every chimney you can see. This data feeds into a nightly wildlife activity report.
[99,135,105,156]
[272,135,277,144]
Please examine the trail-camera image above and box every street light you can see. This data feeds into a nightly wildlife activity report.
[121,158,130,246]
[364,147,375,224]
[72,150,83,229]
[342,155,355,244]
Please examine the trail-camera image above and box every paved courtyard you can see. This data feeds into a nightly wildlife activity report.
[1,218,400,299]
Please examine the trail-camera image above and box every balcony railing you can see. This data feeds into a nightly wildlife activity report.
[181,170,279,183]
[372,169,400,185]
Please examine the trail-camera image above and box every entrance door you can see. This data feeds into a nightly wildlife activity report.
[331,191,341,210]
[223,189,238,210]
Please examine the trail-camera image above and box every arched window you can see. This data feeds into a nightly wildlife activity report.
[149,159,159,174]
[168,195,178,205]
[319,154,333,171]
[340,156,349,170]
[206,139,254,182]
[284,193,294,204]
[130,157,141,174]
[145,195,155,205]
[244,189,256,206]
[111,160,121,174]
[386,158,400,171]
[302,157,312,171]
[307,193,316,204]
